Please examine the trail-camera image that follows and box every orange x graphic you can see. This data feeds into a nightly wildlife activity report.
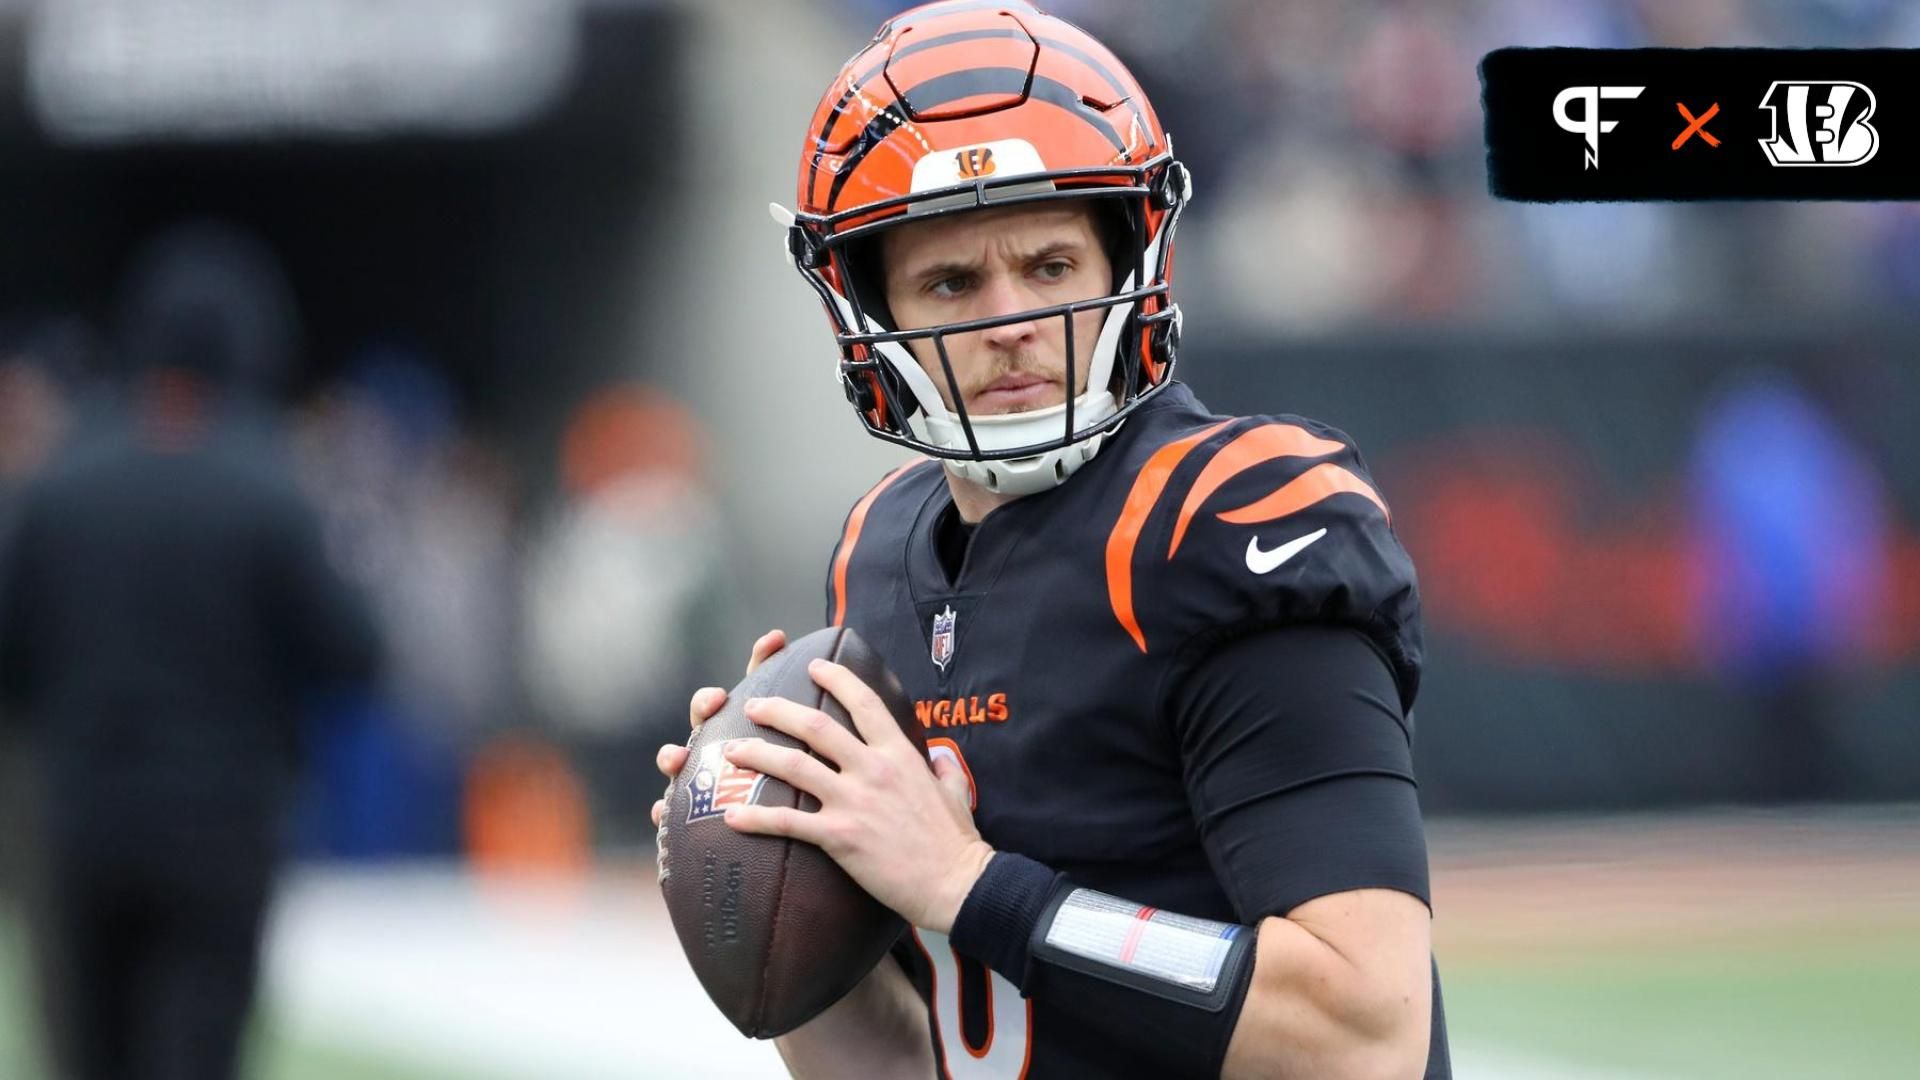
[1672,102,1720,149]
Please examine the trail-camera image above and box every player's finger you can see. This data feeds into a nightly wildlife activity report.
[723,803,829,847]
[651,798,666,828]
[744,629,787,676]
[743,695,865,767]
[723,738,842,801]
[657,742,690,779]
[807,659,910,753]
[932,754,972,810]
[688,686,726,730]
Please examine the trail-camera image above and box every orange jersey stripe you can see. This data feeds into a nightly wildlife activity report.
[1166,423,1348,558]
[1105,420,1232,652]
[831,460,927,628]
[1215,461,1389,526]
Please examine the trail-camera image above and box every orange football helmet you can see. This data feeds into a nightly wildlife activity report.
[778,0,1191,495]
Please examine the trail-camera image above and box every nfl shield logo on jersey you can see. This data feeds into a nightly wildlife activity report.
[930,605,958,671]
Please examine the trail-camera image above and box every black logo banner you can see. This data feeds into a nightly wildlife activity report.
[1483,48,1920,200]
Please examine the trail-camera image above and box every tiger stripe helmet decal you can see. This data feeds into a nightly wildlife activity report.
[802,4,1158,218]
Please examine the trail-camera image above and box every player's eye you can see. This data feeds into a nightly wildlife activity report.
[1032,259,1073,282]
[927,273,974,299]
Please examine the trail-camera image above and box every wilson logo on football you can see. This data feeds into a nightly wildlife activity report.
[1758,80,1879,166]
[685,741,769,824]
[954,146,997,178]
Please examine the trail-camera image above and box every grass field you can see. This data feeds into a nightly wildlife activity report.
[1431,808,1920,1079]
[1444,934,1920,1078]
[0,909,34,1079]
[3,809,1916,1079]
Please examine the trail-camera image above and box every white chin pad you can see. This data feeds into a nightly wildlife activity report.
[946,412,1117,496]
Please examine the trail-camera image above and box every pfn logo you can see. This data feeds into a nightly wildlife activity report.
[955,146,996,179]
[1758,81,1878,166]
[1553,85,1645,169]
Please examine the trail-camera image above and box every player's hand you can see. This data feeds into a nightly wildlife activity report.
[719,657,993,935]
[651,629,786,829]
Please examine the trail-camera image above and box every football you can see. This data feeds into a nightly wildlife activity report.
[660,626,924,1038]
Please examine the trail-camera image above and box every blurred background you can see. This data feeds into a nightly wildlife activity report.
[0,0,1915,1077]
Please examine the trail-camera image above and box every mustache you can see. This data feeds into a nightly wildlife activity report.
[960,354,1059,399]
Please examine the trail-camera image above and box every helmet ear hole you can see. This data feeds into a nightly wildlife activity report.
[838,235,896,331]
[1088,199,1134,293]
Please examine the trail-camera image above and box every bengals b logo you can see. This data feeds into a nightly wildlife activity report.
[1758,81,1879,167]
[955,147,997,179]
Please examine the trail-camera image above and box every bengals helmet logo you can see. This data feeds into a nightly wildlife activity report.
[954,147,997,179]
[1758,81,1879,167]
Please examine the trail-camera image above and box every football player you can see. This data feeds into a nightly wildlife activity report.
[652,2,1448,1076]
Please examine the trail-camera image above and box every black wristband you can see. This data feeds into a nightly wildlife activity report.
[948,850,1062,989]
[952,855,1262,1076]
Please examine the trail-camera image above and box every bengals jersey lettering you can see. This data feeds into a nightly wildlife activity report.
[824,381,1446,1078]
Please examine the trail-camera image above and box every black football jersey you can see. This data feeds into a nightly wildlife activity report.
[824,381,1435,1078]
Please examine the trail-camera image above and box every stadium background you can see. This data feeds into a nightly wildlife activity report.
[1,0,1916,1076]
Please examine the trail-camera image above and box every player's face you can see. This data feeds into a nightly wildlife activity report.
[880,203,1112,416]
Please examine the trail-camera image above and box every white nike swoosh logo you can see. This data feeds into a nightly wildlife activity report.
[1245,528,1328,574]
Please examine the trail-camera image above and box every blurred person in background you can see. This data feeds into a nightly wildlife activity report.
[0,322,81,1077]
[1689,366,1891,802]
[0,333,79,842]
[0,221,380,1080]
[520,384,740,848]
[0,334,75,506]
[291,350,513,859]
[655,3,1445,1077]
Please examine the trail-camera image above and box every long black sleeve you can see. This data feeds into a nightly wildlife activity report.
[1168,623,1431,920]
[947,622,1439,1078]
